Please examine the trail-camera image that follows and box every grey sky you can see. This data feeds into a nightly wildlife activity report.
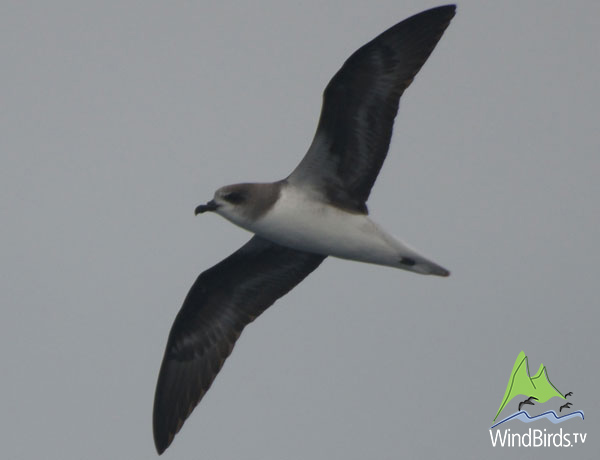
[2,1,598,459]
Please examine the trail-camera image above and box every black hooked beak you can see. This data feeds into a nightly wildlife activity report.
[194,200,219,215]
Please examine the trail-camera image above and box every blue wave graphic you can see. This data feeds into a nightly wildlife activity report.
[491,410,584,429]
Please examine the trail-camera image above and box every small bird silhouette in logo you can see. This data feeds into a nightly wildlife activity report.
[559,402,573,412]
[565,391,573,397]
[518,396,538,411]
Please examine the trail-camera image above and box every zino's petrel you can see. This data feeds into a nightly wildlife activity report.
[154,5,455,454]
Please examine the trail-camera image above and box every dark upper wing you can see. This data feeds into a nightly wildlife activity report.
[153,236,325,454]
[288,5,455,213]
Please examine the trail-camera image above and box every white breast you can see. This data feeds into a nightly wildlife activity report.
[244,185,405,267]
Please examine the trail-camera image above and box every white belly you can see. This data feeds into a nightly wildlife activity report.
[243,187,411,268]
[217,185,449,276]
[260,207,396,263]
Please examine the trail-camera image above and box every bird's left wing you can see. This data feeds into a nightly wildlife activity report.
[288,5,455,213]
[153,236,325,454]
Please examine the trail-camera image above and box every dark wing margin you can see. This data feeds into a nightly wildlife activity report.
[288,5,456,213]
[153,236,325,454]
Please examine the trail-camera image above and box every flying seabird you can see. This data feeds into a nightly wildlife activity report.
[560,402,573,412]
[153,5,455,454]
[518,396,539,411]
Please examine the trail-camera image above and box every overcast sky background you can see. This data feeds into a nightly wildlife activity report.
[2,1,599,459]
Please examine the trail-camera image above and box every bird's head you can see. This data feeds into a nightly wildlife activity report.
[195,182,282,230]
[195,183,249,216]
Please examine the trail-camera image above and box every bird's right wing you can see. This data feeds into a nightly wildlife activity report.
[153,236,325,454]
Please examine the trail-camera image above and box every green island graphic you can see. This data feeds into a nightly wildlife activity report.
[494,351,565,421]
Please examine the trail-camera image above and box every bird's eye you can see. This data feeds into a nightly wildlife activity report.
[223,191,245,204]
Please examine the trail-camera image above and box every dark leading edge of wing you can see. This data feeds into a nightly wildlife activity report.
[289,5,456,213]
[153,236,325,454]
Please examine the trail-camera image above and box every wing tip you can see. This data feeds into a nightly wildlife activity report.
[153,411,173,455]
[153,368,181,456]
[428,4,457,16]
[152,415,171,455]
[409,4,456,32]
